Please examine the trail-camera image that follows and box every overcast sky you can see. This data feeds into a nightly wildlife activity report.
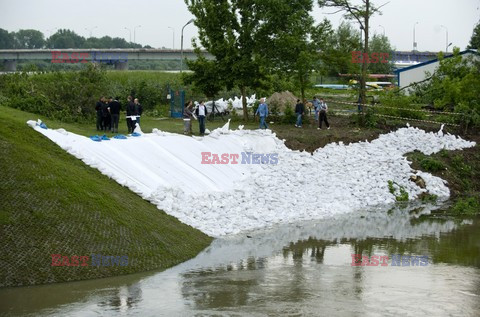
[1,0,479,52]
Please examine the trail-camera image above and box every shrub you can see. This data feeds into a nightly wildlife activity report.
[450,197,480,215]
[282,105,296,124]
[420,158,445,172]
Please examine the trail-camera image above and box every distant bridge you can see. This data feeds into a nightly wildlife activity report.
[0,49,439,72]
[0,49,214,71]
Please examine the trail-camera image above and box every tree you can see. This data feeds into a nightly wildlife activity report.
[186,0,271,121]
[258,1,330,102]
[0,28,15,49]
[183,52,223,100]
[47,29,85,49]
[318,0,389,110]
[468,21,480,49]
[320,21,362,77]
[368,33,394,74]
[14,29,45,49]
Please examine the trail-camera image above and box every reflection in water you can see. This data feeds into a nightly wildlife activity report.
[1,203,479,316]
[98,283,143,313]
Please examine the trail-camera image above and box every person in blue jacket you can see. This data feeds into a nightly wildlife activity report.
[256,98,269,129]
[312,96,320,122]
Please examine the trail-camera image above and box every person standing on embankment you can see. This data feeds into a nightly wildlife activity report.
[256,98,269,129]
[95,96,105,131]
[134,98,143,126]
[126,96,137,133]
[295,99,305,128]
[195,100,208,135]
[108,97,121,133]
[183,100,194,135]
[317,97,330,130]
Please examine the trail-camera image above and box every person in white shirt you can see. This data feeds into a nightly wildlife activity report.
[195,100,208,135]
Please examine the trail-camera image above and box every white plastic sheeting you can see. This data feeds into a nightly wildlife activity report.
[201,94,258,113]
[28,120,475,237]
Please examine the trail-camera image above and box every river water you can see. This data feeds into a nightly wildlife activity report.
[1,205,479,316]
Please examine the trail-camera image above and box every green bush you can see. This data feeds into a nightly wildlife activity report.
[0,67,185,122]
[420,158,445,172]
[0,64,107,122]
[450,197,480,215]
[282,104,297,124]
[364,107,377,128]
[378,92,426,120]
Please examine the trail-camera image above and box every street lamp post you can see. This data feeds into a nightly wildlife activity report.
[85,26,98,38]
[134,25,141,44]
[440,25,449,53]
[180,18,195,73]
[124,27,132,42]
[378,24,385,36]
[168,27,175,49]
[413,22,419,51]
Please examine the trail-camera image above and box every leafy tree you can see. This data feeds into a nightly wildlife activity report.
[468,21,480,49]
[368,33,394,74]
[47,29,85,49]
[318,0,388,109]
[258,1,330,102]
[320,21,362,77]
[186,0,319,120]
[185,0,269,121]
[14,29,45,49]
[0,28,15,49]
[183,52,223,100]
[413,47,480,130]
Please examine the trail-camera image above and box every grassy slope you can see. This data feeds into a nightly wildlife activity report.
[0,106,212,287]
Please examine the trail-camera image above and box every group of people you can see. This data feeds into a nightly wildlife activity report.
[253,96,330,130]
[295,96,330,130]
[95,96,143,133]
[183,100,208,135]
[95,95,328,135]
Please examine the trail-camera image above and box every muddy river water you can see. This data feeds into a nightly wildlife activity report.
[1,205,479,316]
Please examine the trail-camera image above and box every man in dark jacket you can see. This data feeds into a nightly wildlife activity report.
[102,97,112,131]
[109,97,121,133]
[126,96,137,133]
[95,97,105,131]
[295,99,305,128]
[134,98,143,126]
[195,101,208,135]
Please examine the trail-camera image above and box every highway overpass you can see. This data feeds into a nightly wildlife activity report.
[0,48,214,71]
[0,49,439,72]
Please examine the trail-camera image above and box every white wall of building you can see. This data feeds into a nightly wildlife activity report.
[398,51,478,95]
